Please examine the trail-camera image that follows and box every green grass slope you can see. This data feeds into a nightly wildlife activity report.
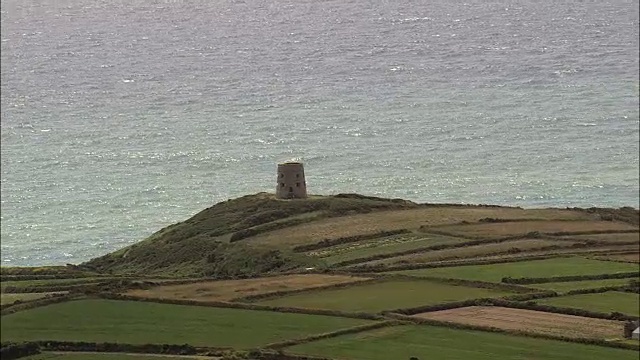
[80,193,418,277]
[1,299,372,348]
[77,192,637,278]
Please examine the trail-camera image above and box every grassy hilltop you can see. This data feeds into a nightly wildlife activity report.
[81,192,638,278]
[1,192,639,360]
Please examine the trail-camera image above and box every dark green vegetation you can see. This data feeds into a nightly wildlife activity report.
[531,278,640,292]
[2,193,639,359]
[23,354,201,360]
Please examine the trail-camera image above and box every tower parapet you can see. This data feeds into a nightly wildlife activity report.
[276,162,307,199]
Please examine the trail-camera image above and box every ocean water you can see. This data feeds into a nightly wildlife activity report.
[1,0,638,266]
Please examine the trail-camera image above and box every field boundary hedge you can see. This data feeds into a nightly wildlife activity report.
[565,284,639,296]
[33,341,227,355]
[386,294,639,321]
[347,254,565,273]
[292,229,412,253]
[0,342,41,360]
[376,274,538,293]
[544,229,639,237]
[386,298,497,316]
[502,272,640,285]
[265,320,402,349]
[232,277,384,302]
[1,281,112,294]
[385,313,640,351]
[421,224,638,237]
[0,273,108,282]
[0,291,69,311]
[98,293,384,320]
[230,215,325,243]
[490,298,639,321]
[1,294,85,316]
[331,235,544,267]
[352,242,605,269]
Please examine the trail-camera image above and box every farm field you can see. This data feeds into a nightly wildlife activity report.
[530,278,639,292]
[424,221,638,238]
[286,324,639,360]
[124,274,369,301]
[245,208,595,246]
[361,238,570,266]
[2,194,638,359]
[0,299,373,348]
[256,279,514,312]
[559,233,640,243]
[596,253,640,263]
[0,292,67,305]
[391,257,640,282]
[402,246,640,269]
[412,306,624,339]
[315,234,467,265]
[535,292,640,317]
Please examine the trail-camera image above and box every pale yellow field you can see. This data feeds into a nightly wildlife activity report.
[413,306,624,340]
[124,274,370,302]
[245,208,596,246]
[427,221,638,238]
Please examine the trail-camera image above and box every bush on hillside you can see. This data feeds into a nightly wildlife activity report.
[0,342,40,360]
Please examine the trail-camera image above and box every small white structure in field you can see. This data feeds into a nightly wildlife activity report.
[633,327,640,340]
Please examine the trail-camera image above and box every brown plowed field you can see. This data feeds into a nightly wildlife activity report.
[430,221,638,238]
[413,306,624,339]
[124,274,369,302]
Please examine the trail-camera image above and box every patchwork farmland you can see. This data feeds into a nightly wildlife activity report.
[1,193,638,360]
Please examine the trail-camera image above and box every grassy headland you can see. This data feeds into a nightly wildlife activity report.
[1,192,638,360]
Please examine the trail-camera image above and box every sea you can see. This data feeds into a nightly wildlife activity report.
[1,0,638,267]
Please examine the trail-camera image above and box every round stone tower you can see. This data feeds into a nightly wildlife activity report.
[276,162,307,199]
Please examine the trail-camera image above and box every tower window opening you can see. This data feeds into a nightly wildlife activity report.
[296,174,300,178]
[289,187,293,192]
[296,182,300,187]
[280,183,285,188]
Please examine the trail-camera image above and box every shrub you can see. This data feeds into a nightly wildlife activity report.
[501,272,640,285]
[0,342,41,360]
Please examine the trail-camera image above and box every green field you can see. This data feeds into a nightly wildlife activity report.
[320,234,468,265]
[535,291,640,316]
[287,324,638,360]
[0,299,372,348]
[531,278,639,292]
[257,279,513,312]
[391,257,639,282]
[24,353,203,360]
[0,292,66,305]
